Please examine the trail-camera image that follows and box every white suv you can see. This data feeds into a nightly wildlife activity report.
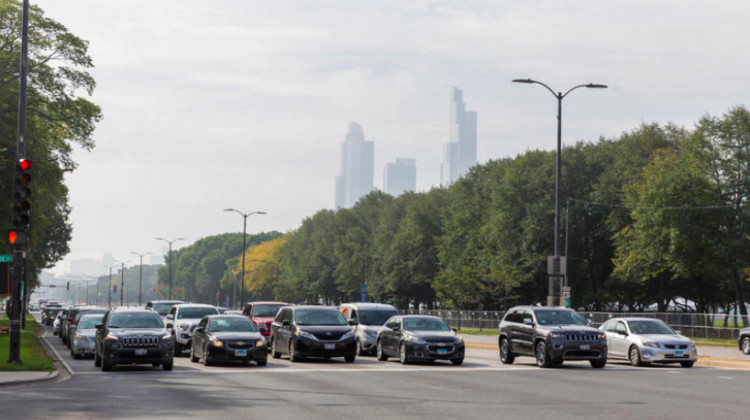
[339,303,399,356]
[165,304,220,356]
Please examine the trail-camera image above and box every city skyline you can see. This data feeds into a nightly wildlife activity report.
[441,87,478,186]
[335,122,375,209]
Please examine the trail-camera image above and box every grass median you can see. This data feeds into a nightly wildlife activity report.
[0,315,55,371]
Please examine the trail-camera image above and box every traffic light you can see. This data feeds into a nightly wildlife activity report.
[12,158,31,228]
[8,229,27,245]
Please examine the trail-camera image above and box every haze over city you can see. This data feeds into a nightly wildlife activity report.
[35,0,750,274]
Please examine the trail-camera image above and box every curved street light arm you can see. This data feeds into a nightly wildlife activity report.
[513,78,557,97]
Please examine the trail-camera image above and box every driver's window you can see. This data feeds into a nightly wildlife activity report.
[615,322,627,334]
[350,309,358,320]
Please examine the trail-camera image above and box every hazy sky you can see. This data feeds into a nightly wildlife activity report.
[34,0,750,274]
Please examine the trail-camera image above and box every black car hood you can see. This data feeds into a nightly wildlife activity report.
[407,330,457,343]
[211,331,262,341]
[109,328,167,336]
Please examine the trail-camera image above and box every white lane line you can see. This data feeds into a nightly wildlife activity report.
[41,334,75,376]
[718,376,734,380]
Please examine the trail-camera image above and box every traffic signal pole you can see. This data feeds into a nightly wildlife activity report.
[7,0,30,364]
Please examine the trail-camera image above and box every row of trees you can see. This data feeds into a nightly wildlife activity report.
[210,107,750,314]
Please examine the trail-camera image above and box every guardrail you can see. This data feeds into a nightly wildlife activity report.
[402,309,747,340]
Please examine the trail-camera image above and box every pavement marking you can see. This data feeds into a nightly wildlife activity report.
[717,376,734,380]
[40,333,75,376]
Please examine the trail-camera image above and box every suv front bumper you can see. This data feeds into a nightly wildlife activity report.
[549,341,607,361]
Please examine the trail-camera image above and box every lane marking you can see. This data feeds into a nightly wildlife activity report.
[40,329,75,376]
[718,376,734,380]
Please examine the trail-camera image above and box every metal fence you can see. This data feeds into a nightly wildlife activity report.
[403,309,747,340]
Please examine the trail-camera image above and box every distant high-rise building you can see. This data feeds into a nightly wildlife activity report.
[384,158,416,197]
[335,122,374,209]
[440,87,478,186]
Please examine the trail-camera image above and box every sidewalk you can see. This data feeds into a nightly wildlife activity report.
[0,370,58,387]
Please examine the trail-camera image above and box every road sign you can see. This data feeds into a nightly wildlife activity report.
[0,255,12,263]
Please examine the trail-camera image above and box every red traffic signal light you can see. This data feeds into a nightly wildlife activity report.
[13,158,32,228]
[8,229,27,245]
[19,159,31,170]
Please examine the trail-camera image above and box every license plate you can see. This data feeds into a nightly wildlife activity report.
[437,349,448,355]
[135,348,147,356]
[324,343,336,350]
[579,344,590,350]
[235,349,247,357]
[675,350,683,355]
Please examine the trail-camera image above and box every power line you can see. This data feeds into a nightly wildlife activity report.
[570,197,737,211]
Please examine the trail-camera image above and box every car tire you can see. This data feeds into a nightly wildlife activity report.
[499,338,515,364]
[271,338,281,359]
[742,337,750,355]
[94,350,102,367]
[680,361,694,368]
[399,342,410,365]
[451,358,464,366]
[345,354,356,363]
[257,360,267,367]
[190,346,199,363]
[629,346,645,367]
[376,340,388,361]
[163,360,174,371]
[101,355,112,372]
[590,357,607,368]
[202,345,212,366]
[289,340,301,363]
[535,341,551,368]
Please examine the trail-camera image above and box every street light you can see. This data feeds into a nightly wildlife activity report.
[512,78,607,307]
[105,264,118,309]
[223,209,266,309]
[114,260,130,307]
[131,251,152,306]
[156,237,185,300]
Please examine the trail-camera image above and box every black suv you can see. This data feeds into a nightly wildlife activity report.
[269,305,357,362]
[95,309,174,371]
[498,306,607,368]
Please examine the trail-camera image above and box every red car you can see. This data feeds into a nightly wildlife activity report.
[242,301,288,336]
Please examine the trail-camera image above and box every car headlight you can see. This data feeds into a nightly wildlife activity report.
[406,335,425,344]
[211,340,224,347]
[161,334,172,341]
[363,327,378,337]
[596,333,606,341]
[296,330,318,341]
[341,331,355,340]
[74,335,84,341]
[549,332,565,339]
[688,341,695,349]
[456,336,464,344]
[641,339,660,348]
[179,324,190,331]
[255,340,265,347]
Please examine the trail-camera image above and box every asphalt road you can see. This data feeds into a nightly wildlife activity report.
[3,316,747,420]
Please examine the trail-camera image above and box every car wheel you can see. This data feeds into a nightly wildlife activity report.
[742,337,750,355]
[629,346,644,367]
[202,345,212,366]
[190,345,199,363]
[271,338,281,359]
[101,355,112,372]
[499,338,515,364]
[163,360,174,371]
[289,340,301,363]
[680,361,694,368]
[94,350,102,367]
[256,360,267,367]
[451,358,464,366]
[345,354,356,363]
[376,340,388,361]
[399,342,410,365]
[590,357,607,368]
[535,342,551,368]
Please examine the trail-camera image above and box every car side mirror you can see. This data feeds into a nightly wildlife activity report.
[95,323,103,329]
[258,325,267,333]
[452,328,457,333]
[675,330,682,335]
[523,318,534,326]
[586,319,593,326]
[392,326,400,332]
[166,323,174,329]
[282,319,290,327]
[348,319,359,326]
[166,314,174,320]
[195,327,205,333]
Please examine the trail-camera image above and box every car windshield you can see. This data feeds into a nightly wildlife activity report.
[152,303,178,316]
[108,313,164,329]
[628,320,676,335]
[252,304,285,318]
[359,310,399,326]
[78,315,104,329]
[534,310,587,326]
[76,310,105,322]
[178,307,219,319]
[209,318,257,332]
[403,317,450,332]
[295,309,346,326]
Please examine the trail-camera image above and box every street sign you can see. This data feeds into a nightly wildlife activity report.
[0,255,12,263]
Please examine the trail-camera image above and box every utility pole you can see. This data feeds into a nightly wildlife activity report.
[156,238,184,300]
[131,252,151,306]
[223,209,266,310]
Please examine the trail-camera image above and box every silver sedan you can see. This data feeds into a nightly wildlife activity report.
[70,313,104,359]
[599,317,697,367]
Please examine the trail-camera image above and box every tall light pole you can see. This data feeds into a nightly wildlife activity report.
[512,78,607,306]
[105,264,117,309]
[223,209,266,309]
[156,237,184,300]
[131,252,152,306]
[114,260,129,307]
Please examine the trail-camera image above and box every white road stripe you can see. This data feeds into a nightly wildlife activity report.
[41,333,75,376]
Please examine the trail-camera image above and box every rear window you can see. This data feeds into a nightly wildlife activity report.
[252,304,285,318]
[78,314,104,329]
[152,303,178,316]
[178,307,219,319]
[359,310,399,326]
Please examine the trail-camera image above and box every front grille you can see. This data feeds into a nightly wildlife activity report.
[121,336,159,347]
[427,344,455,352]
[564,333,597,342]
[227,341,254,350]
[665,344,687,350]
[664,354,690,359]
[313,331,345,341]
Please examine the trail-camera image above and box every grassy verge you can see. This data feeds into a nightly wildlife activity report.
[0,315,55,371]
[691,338,737,348]
[454,328,498,336]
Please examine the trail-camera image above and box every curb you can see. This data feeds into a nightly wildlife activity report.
[0,370,58,388]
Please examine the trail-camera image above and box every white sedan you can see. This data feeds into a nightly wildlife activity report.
[599,317,697,367]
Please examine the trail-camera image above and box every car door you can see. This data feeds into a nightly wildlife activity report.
[95,312,109,356]
[515,310,535,355]
[276,308,293,353]
[611,321,629,357]
[193,317,209,357]
[386,318,403,355]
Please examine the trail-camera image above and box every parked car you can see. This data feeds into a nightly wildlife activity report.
[53,312,64,336]
[70,313,105,359]
[269,305,357,363]
[340,303,398,356]
[94,308,173,371]
[43,307,62,326]
[66,307,107,348]
[165,303,220,356]
[498,306,607,368]
[740,327,750,355]
[242,301,288,337]
[376,315,464,365]
[60,305,80,344]
[599,317,697,367]
[145,300,185,319]
[190,315,267,366]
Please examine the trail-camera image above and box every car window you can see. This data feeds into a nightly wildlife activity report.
[294,309,346,326]
[108,313,164,329]
[198,317,208,328]
[177,307,219,319]
[359,310,399,326]
[168,307,177,317]
[78,314,104,329]
[209,318,257,332]
[601,320,616,332]
[153,303,177,316]
[533,309,586,326]
[274,308,287,323]
[615,322,627,334]
[403,317,450,332]
[628,320,675,335]
[252,304,285,318]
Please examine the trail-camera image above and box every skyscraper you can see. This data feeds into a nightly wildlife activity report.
[384,158,416,197]
[335,122,374,209]
[440,87,478,186]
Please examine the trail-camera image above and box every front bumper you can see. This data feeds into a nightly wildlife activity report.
[104,346,173,365]
[295,337,357,358]
[357,332,379,353]
[405,341,465,360]
[206,344,268,364]
[72,338,96,356]
[640,346,698,363]
[549,340,607,361]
